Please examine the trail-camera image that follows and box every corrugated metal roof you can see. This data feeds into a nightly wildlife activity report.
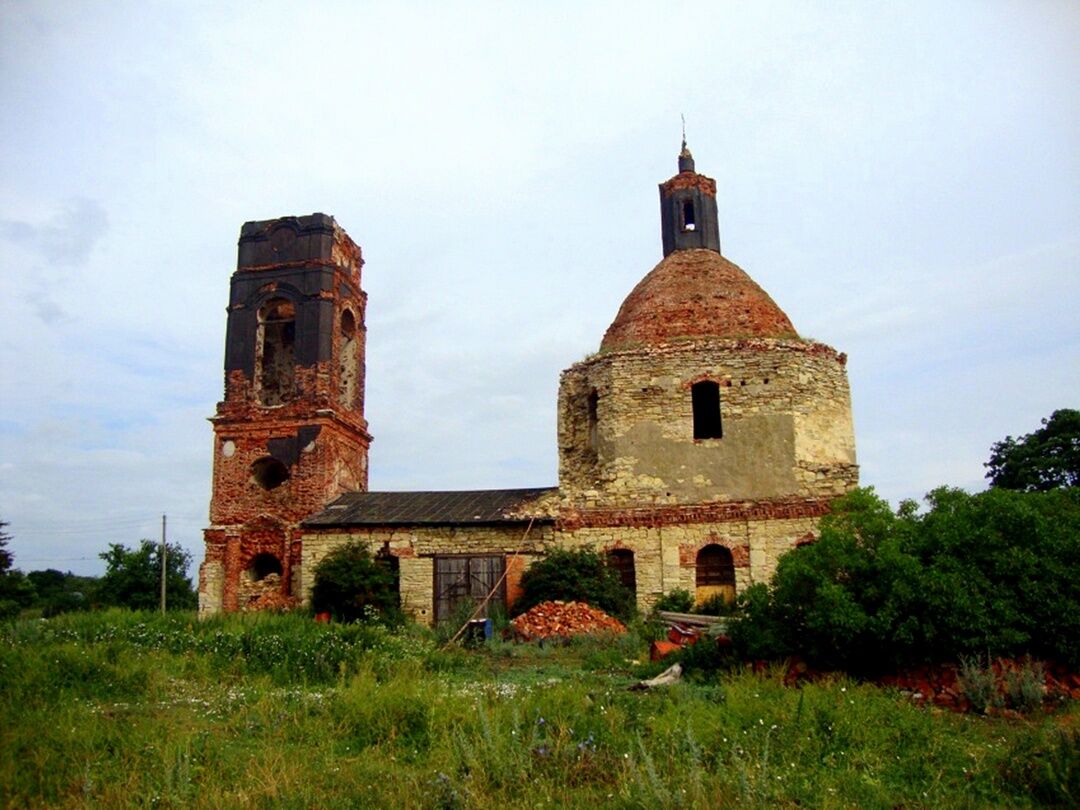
[303,487,558,527]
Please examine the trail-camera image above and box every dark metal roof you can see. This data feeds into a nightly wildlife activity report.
[303,487,558,527]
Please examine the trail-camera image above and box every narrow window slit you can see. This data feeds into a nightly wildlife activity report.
[681,199,696,232]
[691,380,722,439]
[586,389,599,451]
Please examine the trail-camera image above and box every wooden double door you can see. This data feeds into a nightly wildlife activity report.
[434,555,506,625]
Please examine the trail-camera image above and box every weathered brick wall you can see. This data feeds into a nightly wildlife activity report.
[558,338,856,508]
[208,413,369,527]
[200,217,372,615]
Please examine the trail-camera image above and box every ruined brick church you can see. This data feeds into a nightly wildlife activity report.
[199,143,858,621]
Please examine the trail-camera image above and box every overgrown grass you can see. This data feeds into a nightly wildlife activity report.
[1,610,1075,807]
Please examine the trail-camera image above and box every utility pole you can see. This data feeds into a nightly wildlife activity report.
[160,514,167,614]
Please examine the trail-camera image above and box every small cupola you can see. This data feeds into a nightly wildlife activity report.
[659,140,721,256]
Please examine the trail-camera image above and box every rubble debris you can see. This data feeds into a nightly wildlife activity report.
[778,657,1080,714]
[650,640,683,662]
[667,624,701,645]
[630,663,682,690]
[245,590,299,612]
[510,600,626,641]
[876,660,1080,712]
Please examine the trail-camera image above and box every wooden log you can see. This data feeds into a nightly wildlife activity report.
[656,610,723,625]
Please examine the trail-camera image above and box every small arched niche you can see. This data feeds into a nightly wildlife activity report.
[339,308,359,409]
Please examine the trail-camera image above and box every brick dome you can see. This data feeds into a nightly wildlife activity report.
[600,249,798,351]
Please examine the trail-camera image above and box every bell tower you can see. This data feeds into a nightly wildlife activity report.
[199,214,372,614]
[658,140,721,256]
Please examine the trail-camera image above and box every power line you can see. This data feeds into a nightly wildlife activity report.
[11,518,203,537]
[15,556,98,563]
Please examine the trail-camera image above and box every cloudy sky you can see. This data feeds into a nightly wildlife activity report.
[2,2,1078,578]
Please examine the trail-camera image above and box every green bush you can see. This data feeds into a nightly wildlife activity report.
[958,655,1003,714]
[728,583,788,661]
[732,487,1080,673]
[677,636,736,682]
[693,593,735,617]
[652,589,693,613]
[310,542,401,624]
[1003,658,1046,714]
[512,548,635,622]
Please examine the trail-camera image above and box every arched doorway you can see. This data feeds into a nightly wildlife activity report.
[695,544,735,606]
[607,548,636,596]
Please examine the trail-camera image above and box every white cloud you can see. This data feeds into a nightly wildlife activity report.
[1,1,1078,574]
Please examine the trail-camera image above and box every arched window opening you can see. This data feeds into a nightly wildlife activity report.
[607,548,636,593]
[251,457,290,491]
[695,543,735,606]
[692,380,722,439]
[249,553,283,581]
[256,298,296,405]
[339,308,359,409]
[681,199,697,232]
[586,389,599,452]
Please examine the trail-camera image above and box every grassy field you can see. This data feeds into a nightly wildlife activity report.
[1,611,1076,808]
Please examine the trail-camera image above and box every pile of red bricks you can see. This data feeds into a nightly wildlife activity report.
[873,661,1080,713]
[510,601,626,641]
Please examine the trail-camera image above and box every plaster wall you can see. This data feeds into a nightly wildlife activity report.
[559,338,856,507]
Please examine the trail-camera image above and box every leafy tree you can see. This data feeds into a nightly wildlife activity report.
[0,520,36,619]
[96,539,197,611]
[513,548,635,622]
[0,519,12,573]
[27,569,95,617]
[310,542,400,623]
[731,488,924,672]
[731,487,1080,672]
[986,408,1080,491]
[913,486,1080,667]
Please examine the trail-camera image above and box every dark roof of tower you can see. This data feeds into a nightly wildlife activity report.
[600,248,798,351]
[303,487,557,527]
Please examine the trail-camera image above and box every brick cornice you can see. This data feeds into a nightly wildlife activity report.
[556,496,834,531]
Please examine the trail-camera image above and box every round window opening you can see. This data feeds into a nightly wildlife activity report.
[249,552,283,581]
[251,457,290,491]
[341,308,357,339]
